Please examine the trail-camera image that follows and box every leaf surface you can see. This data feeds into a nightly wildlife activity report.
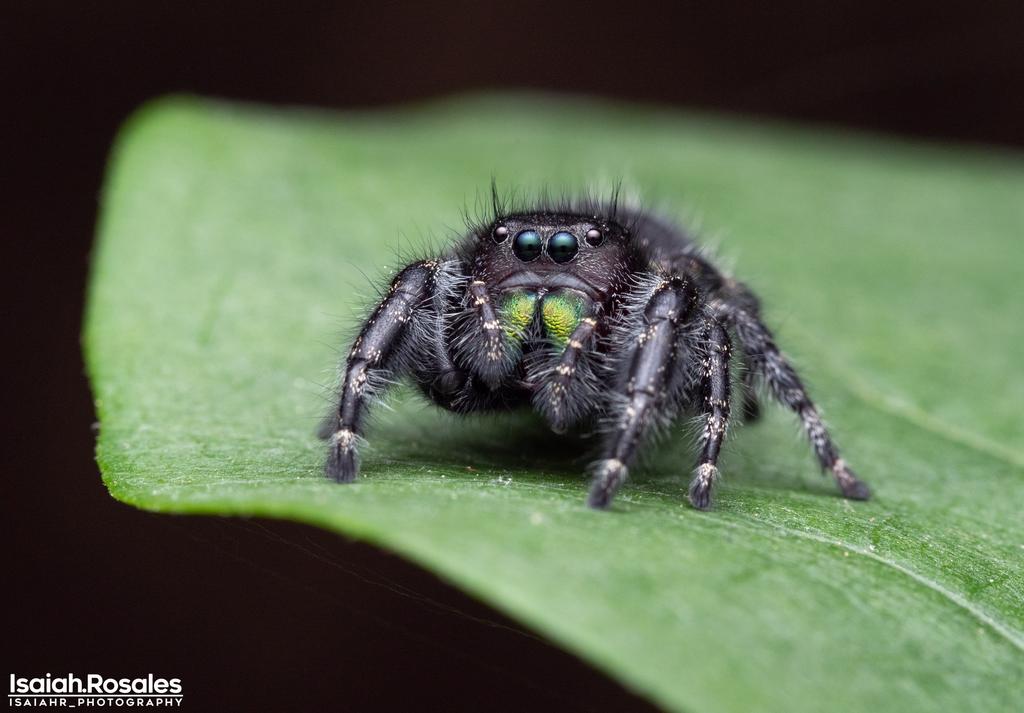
[85,95,1024,713]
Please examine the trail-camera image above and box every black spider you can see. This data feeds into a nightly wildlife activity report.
[320,190,871,510]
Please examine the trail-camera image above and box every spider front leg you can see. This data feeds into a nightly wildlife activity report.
[535,307,601,434]
[722,304,871,500]
[452,279,518,389]
[324,260,439,483]
[588,278,697,509]
[689,317,732,509]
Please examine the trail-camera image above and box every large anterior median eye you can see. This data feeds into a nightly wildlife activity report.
[512,230,542,261]
[547,231,579,263]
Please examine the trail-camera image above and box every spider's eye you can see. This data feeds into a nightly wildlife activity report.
[547,231,579,263]
[512,230,542,261]
[492,225,509,243]
[585,228,604,247]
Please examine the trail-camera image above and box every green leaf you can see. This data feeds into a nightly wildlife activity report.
[85,95,1024,713]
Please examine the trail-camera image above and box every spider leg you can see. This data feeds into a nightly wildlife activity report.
[452,279,516,389]
[416,267,478,408]
[324,260,440,483]
[718,303,870,500]
[588,278,697,509]
[688,316,732,509]
[421,270,530,414]
[740,357,762,422]
[665,250,762,422]
[535,308,601,433]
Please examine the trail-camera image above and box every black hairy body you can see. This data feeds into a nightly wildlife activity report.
[320,191,870,510]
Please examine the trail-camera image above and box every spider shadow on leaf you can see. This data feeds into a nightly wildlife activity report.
[368,397,592,479]
[348,388,842,506]
[361,391,740,493]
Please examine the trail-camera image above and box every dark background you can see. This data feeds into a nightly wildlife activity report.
[5,2,1022,711]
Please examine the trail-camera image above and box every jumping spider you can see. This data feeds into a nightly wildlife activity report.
[321,192,870,510]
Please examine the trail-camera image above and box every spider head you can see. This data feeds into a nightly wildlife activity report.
[477,212,634,299]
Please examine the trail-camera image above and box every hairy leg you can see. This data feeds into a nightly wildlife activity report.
[740,356,762,422]
[452,279,516,389]
[588,278,697,509]
[664,250,762,422]
[324,260,440,482]
[534,306,602,433]
[689,318,732,509]
[718,303,870,500]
